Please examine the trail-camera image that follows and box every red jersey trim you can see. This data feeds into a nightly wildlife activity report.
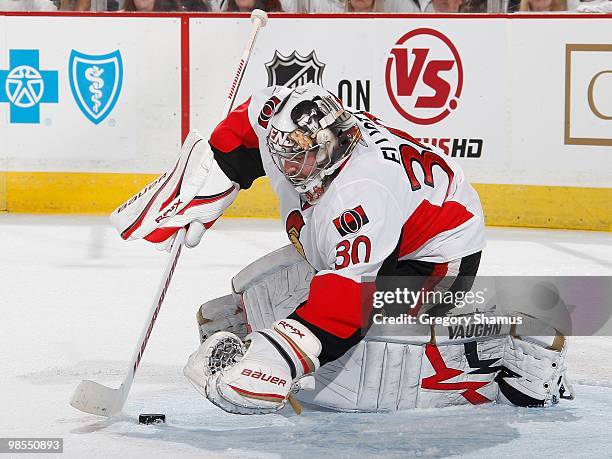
[1,12,607,19]
[296,273,375,339]
[209,98,259,153]
[399,200,474,258]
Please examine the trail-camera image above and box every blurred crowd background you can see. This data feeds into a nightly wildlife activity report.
[1,0,611,14]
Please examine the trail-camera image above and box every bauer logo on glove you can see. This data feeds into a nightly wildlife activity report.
[184,319,320,415]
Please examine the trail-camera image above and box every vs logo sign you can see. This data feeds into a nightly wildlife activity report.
[69,50,123,125]
[386,28,463,125]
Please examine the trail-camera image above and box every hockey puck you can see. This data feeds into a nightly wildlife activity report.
[138,414,166,425]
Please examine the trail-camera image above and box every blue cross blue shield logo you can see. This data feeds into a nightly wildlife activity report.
[69,50,123,125]
[0,49,59,124]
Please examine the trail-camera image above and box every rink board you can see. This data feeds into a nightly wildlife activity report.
[0,13,610,230]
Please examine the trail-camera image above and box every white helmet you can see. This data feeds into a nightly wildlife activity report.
[267,83,361,204]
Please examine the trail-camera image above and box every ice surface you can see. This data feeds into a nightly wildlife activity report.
[1,215,611,458]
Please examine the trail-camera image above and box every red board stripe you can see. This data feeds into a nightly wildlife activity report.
[0,12,604,19]
[181,16,190,143]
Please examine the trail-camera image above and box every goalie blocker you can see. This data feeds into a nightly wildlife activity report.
[110,131,239,251]
[188,245,574,412]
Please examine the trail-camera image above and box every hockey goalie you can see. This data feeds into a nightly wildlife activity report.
[111,83,573,414]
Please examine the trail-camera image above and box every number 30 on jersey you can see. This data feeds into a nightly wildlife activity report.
[335,236,371,270]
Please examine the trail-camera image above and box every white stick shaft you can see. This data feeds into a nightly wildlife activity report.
[70,229,186,417]
[223,13,267,115]
[122,13,268,395]
[119,227,186,408]
[71,11,268,418]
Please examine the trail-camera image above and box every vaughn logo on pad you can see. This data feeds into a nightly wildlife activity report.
[69,50,123,124]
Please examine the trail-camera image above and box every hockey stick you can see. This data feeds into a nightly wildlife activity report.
[70,10,269,417]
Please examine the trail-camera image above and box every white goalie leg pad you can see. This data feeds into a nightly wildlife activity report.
[234,244,315,331]
[194,244,315,343]
[184,319,321,415]
[196,294,248,342]
[192,254,574,412]
[494,312,573,407]
[297,334,572,411]
[496,335,573,407]
[296,336,506,412]
[296,308,512,412]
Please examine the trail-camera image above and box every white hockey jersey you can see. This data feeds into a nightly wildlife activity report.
[210,85,485,339]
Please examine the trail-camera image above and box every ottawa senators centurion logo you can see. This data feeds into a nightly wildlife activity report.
[286,210,306,258]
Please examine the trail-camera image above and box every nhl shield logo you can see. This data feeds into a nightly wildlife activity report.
[69,50,123,124]
[265,51,325,88]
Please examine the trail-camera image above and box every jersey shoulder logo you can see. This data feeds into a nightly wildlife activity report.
[333,205,369,237]
[286,210,306,258]
[258,95,281,129]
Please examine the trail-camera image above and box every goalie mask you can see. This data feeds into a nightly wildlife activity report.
[267,84,362,204]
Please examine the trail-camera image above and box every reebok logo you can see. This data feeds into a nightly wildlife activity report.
[277,320,305,339]
[155,199,183,223]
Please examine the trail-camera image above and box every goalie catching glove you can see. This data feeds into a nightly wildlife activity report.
[184,319,321,415]
[109,131,238,250]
